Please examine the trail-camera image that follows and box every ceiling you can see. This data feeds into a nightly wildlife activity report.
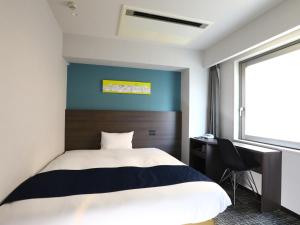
[48,0,284,50]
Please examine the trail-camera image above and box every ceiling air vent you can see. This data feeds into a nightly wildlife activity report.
[117,5,213,45]
[125,9,209,29]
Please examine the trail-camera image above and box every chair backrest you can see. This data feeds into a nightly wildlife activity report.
[217,138,247,171]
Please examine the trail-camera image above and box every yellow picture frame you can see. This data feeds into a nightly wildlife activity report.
[102,80,151,95]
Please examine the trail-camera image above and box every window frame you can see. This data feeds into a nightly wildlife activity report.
[239,39,300,150]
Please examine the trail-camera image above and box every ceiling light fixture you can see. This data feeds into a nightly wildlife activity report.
[66,0,78,16]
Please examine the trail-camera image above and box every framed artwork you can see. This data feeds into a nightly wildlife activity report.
[102,80,151,95]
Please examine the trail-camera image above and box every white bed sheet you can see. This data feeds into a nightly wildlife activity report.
[0,148,231,225]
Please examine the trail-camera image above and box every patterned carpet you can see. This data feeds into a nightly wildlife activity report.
[215,184,300,225]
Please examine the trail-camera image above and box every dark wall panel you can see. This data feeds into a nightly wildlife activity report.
[65,110,181,159]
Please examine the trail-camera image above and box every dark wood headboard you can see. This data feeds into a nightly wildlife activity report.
[65,110,181,159]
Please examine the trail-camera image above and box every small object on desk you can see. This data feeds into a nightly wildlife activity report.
[193,136,218,145]
[198,134,215,139]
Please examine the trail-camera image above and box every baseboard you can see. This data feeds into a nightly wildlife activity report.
[280,206,300,218]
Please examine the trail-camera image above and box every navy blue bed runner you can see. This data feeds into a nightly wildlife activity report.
[2,165,210,205]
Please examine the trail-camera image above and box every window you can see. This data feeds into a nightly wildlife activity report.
[239,41,300,149]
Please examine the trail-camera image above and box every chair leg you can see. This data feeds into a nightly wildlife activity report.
[219,168,230,184]
[247,171,255,194]
[220,170,243,206]
[249,171,259,195]
[226,171,257,206]
[232,171,238,206]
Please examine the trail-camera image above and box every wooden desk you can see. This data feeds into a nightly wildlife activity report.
[190,138,225,182]
[189,138,282,212]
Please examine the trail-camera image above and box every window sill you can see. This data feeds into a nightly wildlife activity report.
[233,139,300,154]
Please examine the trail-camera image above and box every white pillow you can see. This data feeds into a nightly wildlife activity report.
[101,131,134,150]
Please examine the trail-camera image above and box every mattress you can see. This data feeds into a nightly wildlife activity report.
[0,148,231,225]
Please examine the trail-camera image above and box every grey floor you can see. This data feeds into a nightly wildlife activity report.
[215,184,300,225]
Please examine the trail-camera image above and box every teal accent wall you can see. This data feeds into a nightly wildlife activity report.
[67,63,181,111]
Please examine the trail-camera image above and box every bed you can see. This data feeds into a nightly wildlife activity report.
[0,148,231,225]
[0,110,231,224]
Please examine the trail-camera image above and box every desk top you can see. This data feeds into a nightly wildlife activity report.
[191,137,280,153]
[233,142,280,153]
[191,137,218,145]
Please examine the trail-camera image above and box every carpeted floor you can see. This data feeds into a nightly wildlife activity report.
[215,184,300,225]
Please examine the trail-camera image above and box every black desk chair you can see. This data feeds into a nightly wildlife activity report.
[217,138,259,205]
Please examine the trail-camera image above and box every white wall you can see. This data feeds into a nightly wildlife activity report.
[0,0,66,202]
[63,34,207,164]
[204,0,300,67]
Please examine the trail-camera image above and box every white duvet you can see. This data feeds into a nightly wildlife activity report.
[0,148,231,225]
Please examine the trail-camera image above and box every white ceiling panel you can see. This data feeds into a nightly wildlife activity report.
[48,0,284,50]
